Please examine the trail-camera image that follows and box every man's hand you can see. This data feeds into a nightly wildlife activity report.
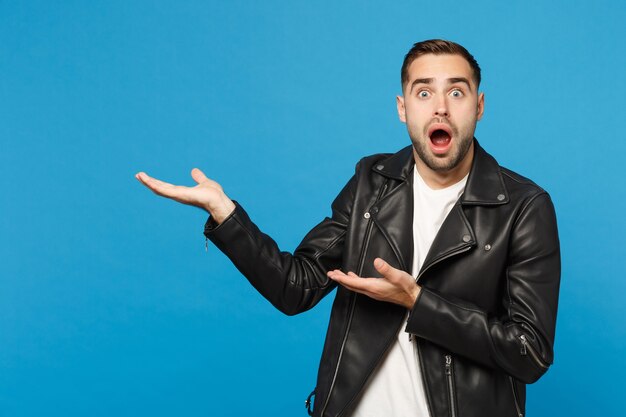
[135,168,236,224]
[327,258,421,309]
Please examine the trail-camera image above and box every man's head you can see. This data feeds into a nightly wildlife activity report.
[396,39,484,186]
[401,39,481,93]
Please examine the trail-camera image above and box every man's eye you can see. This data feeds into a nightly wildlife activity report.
[418,91,430,98]
[450,89,463,98]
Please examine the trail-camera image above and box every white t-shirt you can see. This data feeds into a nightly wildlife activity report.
[348,167,467,417]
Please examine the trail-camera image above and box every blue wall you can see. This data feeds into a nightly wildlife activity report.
[2,1,624,415]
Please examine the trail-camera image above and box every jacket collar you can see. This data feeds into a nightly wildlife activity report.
[372,139,509,206]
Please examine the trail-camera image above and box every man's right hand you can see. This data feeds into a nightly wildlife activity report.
[135,168,236,224]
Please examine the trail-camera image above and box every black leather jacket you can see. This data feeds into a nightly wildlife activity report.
[205,140,561,417]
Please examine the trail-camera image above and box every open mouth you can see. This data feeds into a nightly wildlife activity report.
[427,124,453,152]
[431,129,451,146]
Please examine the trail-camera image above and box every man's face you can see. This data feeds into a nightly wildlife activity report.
[397,54,484,173]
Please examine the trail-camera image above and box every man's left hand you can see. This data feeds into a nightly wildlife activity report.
[327,258,421,310]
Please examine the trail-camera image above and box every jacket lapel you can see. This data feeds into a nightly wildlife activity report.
[369,140,509,277]
[418,141,509,275]
[418,203,475,276]
[370,179,413,273]
[364,146,414,272]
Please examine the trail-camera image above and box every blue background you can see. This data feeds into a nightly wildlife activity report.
[2,1,624,416]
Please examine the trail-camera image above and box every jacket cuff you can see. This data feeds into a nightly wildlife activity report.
[405,286,481,340]
[203,201,243,243]
[405,286,432,336]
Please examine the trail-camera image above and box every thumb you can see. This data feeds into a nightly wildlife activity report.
[374,258,399,279]
[191,168,209,184]
[374,258,411,285]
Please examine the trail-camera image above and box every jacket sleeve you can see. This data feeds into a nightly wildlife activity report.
[405,192,561,384]
[203,167,359,316]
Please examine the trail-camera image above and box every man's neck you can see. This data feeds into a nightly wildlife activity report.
[413,142,474,190]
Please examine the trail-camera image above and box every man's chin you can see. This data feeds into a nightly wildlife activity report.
[412,136,474,173]
[413,144,456,171]
[424,157,459,173]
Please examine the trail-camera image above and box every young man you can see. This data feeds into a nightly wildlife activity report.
[137,39,560,417]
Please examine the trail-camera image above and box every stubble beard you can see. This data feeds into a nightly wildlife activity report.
[408,120,476,172]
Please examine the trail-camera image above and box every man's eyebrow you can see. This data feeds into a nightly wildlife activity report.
[409,77,474,93]
[448,77,473,91]
[409,78,433,92]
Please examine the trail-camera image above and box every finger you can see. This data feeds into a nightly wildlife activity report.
[149,177,177,189]
[342,272,376,293]
[136,172,166,190]
[328,274,362,292]
[139,175,187,199]
[135,172,151,185]
[333,276,386,301]
[373,257,392,275]
[329,271,370,291]
[327,270,345,280]
[373,258,406,282]
[155,184,189,200]
[338,282,364,294]
[327,270,346,281]
[136,172,173,189]
[191,168,209,184]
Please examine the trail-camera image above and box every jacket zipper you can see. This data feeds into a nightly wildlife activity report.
[509,376,524,417]
[445,354,457,417]
[519,334,549,369]
[415,243,473,283]
[409,219,472,417]
[319,182,388,417]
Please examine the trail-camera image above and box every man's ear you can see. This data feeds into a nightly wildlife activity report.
[396,95,406,123]
[476,92,485,121]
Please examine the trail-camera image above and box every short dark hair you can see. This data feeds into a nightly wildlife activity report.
[401,39,481,91]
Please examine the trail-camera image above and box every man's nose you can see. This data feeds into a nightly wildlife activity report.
[434,97,449,118]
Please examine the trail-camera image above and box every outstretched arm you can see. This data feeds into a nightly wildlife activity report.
[136,163,360,316]
[135,168,236,224]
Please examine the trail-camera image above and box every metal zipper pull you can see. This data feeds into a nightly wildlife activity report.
[445,354,452,375]
[519,335,528,355]
[305,389,315,416]
[445,354,457,417]
[518,334,549,369]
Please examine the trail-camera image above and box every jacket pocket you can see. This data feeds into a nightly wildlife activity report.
[444,354,458,417]
[519,334,549,370]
